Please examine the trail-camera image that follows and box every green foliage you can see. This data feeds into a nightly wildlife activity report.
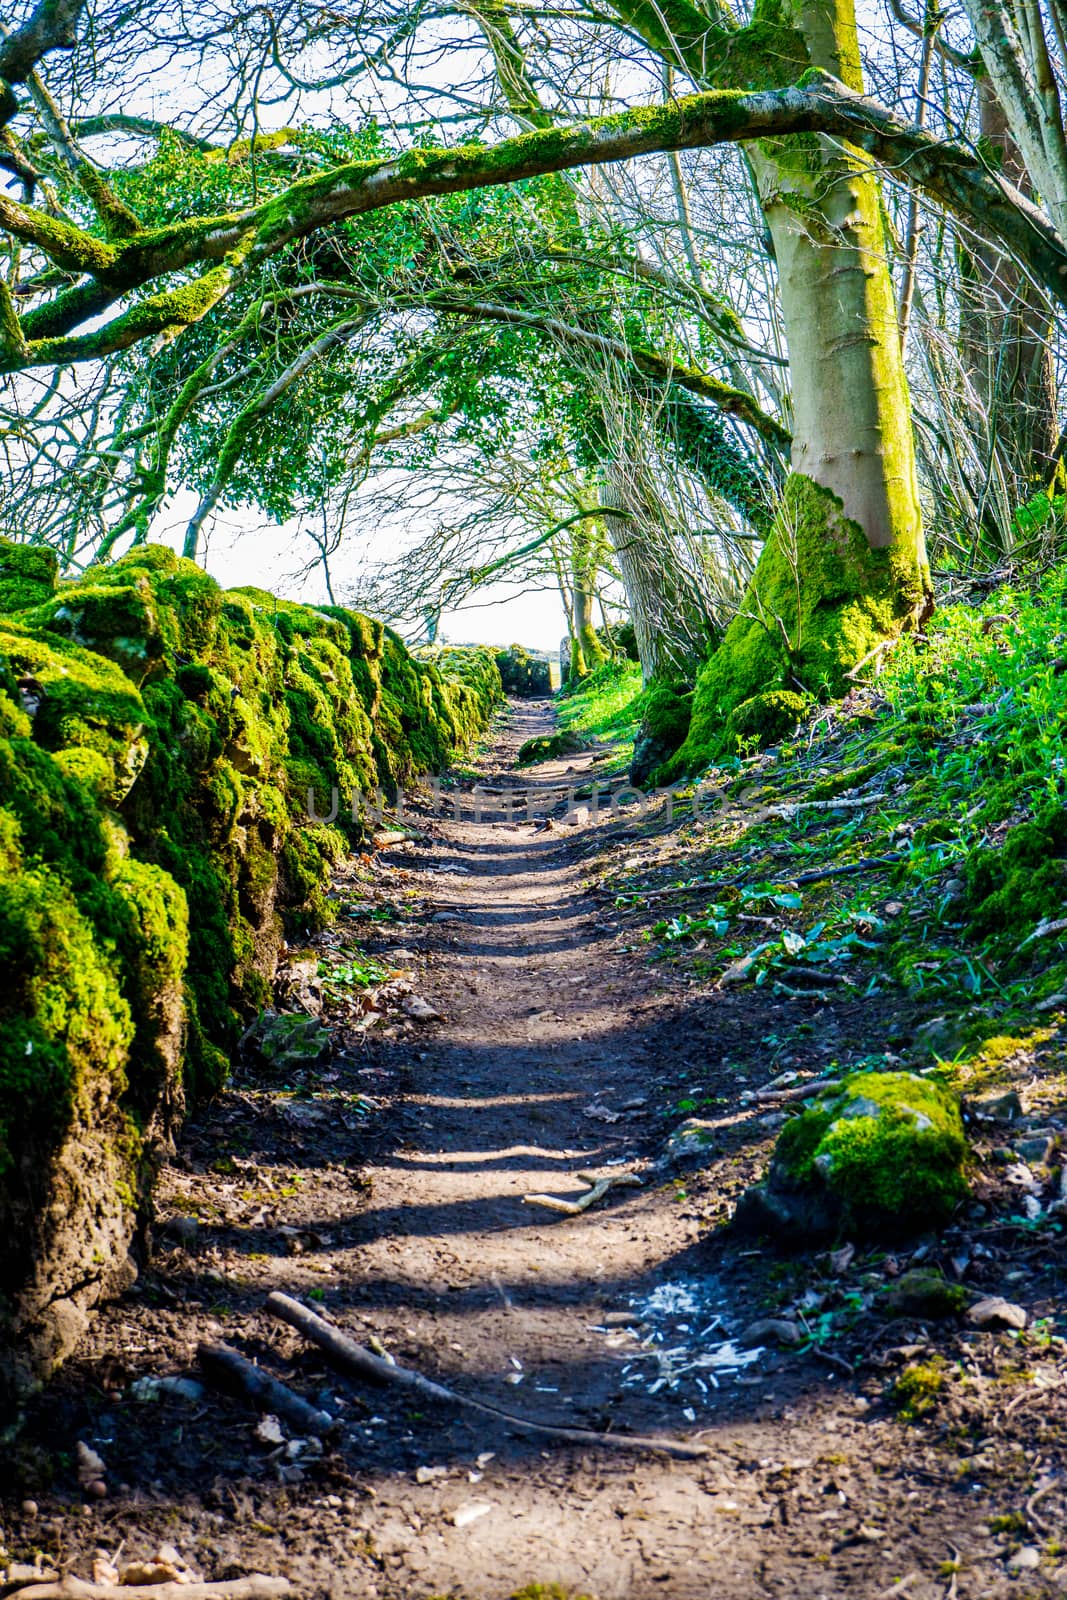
[556,660,644,743]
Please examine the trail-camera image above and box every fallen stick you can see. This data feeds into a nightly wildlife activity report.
[523,1169,642,1216]
[754,1076,843,1103]
[267,1291,707,1460]
[197,1341,338,1438]
[12,1579,290,1600]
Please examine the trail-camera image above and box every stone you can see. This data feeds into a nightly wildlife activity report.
[657,1118,718,1169]
[912,1015,968,1060]
[733,1071,969,1245]
[1015,1135,1054,1165]
[970,1090,1024,1123]
[739,1318,804,1349]
[884,1269,967,1320]
[967,1296,1027,1332]
[1007,1546,1041,1570]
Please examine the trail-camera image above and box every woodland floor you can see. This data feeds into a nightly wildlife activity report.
[5,699,1067,1599]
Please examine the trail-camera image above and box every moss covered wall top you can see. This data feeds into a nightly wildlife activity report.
[0,544,500,1362]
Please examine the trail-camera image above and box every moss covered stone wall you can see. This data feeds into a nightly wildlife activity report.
[0,542,501,1406]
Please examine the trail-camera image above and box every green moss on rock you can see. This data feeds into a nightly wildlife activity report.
[631,681,693,787]
[0,542,501,1403]
[735,1070,968,1242]
[0,540,58,614]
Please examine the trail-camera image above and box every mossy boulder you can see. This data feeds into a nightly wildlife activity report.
[495,644,552,697]
[0,543,501,1407]
[630,682,692,788]
[517,730,585,766]
[734,1071,969,1244]
[725,688,808,749]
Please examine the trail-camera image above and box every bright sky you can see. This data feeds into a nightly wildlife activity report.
[152,493,568,652]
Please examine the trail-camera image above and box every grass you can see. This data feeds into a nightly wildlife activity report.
[593,562,1067,1088]
[555,661,643,752]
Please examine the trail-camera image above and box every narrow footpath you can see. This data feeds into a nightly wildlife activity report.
[9,701,1052,1600]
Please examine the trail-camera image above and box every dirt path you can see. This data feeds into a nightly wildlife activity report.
[6,702,1060,1599]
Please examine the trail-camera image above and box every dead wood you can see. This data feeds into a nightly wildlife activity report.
[266,1291,708,1460]
[197,1341,338,1438]
[523,1169,642,1216]
[11,1578,291,1600]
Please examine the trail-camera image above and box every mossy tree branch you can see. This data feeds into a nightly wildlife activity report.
[3,72,1067,372]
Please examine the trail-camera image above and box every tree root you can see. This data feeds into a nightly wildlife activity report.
[266,1291,708,1460]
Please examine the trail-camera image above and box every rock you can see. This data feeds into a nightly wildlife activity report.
[912,1015,968,1059]
[657,1118,718,1169]
[163,1215,200,1249]
[1007,1546,1041,1570]
[967,1296,1027,1332]
[431,911,463,923]
[733,1071,969,1245]
[970,1090,1024,1123]
[20,1500,38,1520]
[629,683,693,788]
[1015,1135,1053,1164]
[516,731,585,766]
[739,1318,804,1348]
[401,995,441,1022]
[76,1441,106,1487]
[247,1010,331,1075]
[884,1269,967,1319]
[120,1559,184,1585]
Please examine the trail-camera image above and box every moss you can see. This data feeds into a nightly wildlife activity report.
[891,1359,946,1421]
[773,1070,968,1235]
[964,803,1067,948]
[0,539,59,614]
[517,730,586,766]
[0,545,501,1385]
[631,681,693,786]
[663,475,930,775]
[808,751,900,801]
[725,688,809,748]
[495,644,552,697]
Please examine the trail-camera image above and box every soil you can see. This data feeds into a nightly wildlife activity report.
[4,700,1067,1599]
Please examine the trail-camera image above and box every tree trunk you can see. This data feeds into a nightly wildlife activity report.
[570,519,608,677]
[602,458,712,683]
[612,0,933,769]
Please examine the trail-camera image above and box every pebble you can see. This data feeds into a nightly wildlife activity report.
[20,1500,38,1520]
[966,1296,1027,1332]
[1008,1545,1041,1570]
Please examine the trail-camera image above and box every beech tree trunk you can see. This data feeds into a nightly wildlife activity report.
[611,0,933,768]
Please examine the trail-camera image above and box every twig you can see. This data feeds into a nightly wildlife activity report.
[844,637,900,680]
[267,1292,707,1460]
[12,1580,291,1600]
[768,793,888,818]
[1025,1477,1059,1535]
[197,1342,338,1438]
[524,1169,642,1216]
[754,1076,843,1103]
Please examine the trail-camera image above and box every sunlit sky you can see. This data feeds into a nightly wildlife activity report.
[151,493,569,651]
